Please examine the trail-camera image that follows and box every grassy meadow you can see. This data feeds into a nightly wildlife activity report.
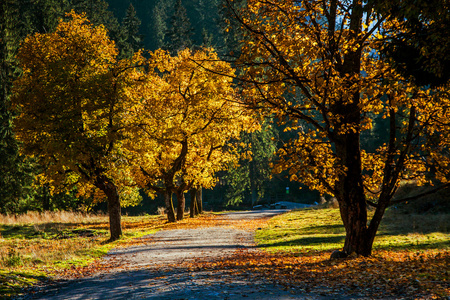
[252,206,449,298]
[0,211,164,298]
[255,207,450,253]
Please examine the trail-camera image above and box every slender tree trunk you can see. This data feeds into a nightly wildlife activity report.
[176,190,185,221]
[190,188,198,217]
[196,187,202,214]
[42,184,51,211]
[164,191,176,222]
[95,175,122,241]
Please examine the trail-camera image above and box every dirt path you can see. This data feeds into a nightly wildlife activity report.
[22,210,333,300]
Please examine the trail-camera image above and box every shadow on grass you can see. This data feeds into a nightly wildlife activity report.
[0,223,108,240]
[303,224,345,234]
[0,270,48,299]
[373,239,450,251]
[259,235,345,248]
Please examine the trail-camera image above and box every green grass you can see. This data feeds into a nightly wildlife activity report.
[255,207,450,253]
[0,269,47,299]
[255,207,346,252]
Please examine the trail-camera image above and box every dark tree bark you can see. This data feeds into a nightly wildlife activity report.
[95,175,122,241]
[164,191,176,222]
[190,188,199,217]
[42,184,51,211]
[333,0,373,256]
[175,189,185,221]
[196,187,203,214]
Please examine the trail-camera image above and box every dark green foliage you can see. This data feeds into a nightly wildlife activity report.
[217,0,245,56]
[106,0,223,51]
[20,0,69,34]
[0,0,38,214]
[152,0,171,49]
[373,0,450,87]
[164,0,195,53]
[118,3,143,58]
[70,0,120,38]
[225,122,278,206]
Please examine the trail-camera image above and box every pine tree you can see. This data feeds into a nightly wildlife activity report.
[153,0,172,49]
[164,0,194,54]
[118,3,143,58]
[70,0,121,41]
[21,0,69,34]
[195,0,219,47]
[0,0,36,214]
[224,122,278,207]
[216,0,245,56]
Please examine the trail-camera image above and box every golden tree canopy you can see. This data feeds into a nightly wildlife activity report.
[13,12,137,205]
[122,48,258,193]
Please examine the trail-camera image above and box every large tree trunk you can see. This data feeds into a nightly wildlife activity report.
[332,0,374,256]
[333,97,373,256]
[95,175,122,241]
[176,190,185,221]
[335,129,371,256]
[164,191,176,222]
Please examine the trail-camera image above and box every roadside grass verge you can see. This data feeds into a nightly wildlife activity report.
[254,207,449,298]
[255,207,450,253]
[0,211,169,298]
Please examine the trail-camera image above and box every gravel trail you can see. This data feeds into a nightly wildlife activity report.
[22,210,333,300]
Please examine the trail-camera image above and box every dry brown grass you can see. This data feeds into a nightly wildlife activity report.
[0,213,109,273]
[0,211,107,226]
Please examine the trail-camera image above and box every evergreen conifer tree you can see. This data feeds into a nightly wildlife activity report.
[0,0,37,214]
[153,0,172,49]
[70,0,121,40]
[118,3,143,58]
[164,0,194,54]
[224,122,278,207]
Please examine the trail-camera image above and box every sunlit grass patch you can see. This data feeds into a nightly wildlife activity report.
[256,207,450,253]
[0,211,106,226]
[255,208,346,253]
[0,212,171,297]
[0,269,47,299]
[252,207,449,298]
